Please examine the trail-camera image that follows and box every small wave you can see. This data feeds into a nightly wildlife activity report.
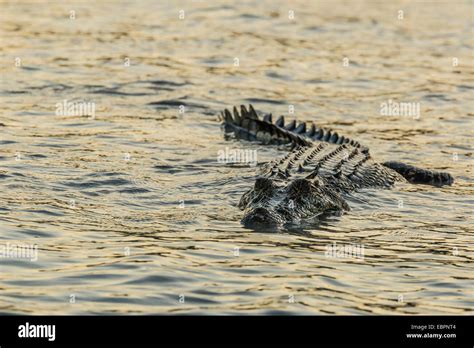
[61,177,131,188]
[244,98,286,105]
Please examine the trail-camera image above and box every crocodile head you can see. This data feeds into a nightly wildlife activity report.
[239,176,350,228]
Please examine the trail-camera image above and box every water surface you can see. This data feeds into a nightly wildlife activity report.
[0,0,473,314]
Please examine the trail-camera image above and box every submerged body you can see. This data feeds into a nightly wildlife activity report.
[220,105,454,227]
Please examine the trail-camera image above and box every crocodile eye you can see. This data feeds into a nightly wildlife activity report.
[288,178,313,195]
[254,177,274,192]
[238,189,252,210]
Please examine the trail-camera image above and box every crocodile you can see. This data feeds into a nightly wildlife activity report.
[219,104,454,227]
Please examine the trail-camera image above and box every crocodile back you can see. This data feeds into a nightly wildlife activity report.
[260,143,405,191]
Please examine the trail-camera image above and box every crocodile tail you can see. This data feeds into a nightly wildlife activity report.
[220,104,366,150]
[382,161,454,186]
[220,104,311,147]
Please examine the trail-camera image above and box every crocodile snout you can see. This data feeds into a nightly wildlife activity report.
[241,207,281,228]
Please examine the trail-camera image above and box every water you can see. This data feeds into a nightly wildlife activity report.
[0,1,472,314]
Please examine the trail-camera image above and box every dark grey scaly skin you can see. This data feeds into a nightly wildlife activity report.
[220,104,366,150]
[219,104,454,227]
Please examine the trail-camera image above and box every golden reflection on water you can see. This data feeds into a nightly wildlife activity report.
[0,1,472,314]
